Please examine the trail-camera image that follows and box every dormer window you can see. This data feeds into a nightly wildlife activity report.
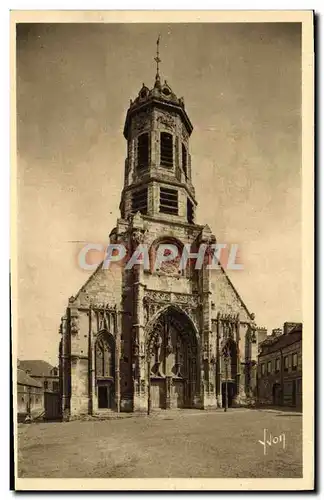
[162,87,171,96]
[160,132,173,168]
[182,143,188,177]
[137,133,149,170]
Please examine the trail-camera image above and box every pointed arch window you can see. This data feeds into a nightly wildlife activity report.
[160,132,173,167]
[95,335,114,378]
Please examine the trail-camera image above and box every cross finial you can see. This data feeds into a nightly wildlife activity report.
[154,35,161,85]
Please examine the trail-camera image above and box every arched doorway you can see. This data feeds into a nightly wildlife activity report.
[146,306,198,410]
[221,339,238,408]
[95,331,115,410]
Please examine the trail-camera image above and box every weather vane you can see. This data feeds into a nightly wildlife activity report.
[154,35,161,80]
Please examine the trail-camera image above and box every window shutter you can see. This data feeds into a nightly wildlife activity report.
[160,132,173,167]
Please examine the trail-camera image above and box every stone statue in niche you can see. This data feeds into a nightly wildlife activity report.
[182,124,188,142]
[175,336,183,377]
[249,313,257,343]
[165,328,173,355]
[131,227,147,247]
[70,316,79,336]
[154,334,163,376]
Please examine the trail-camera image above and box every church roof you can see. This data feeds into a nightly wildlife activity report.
[123,78,193,139]
[124,37,193,139]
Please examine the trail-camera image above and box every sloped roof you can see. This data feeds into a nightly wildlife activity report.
[19,360,57,378]
[259,328,302,356]
[17,368,42,388]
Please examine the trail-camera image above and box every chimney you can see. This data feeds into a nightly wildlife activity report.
[283,322,302,335]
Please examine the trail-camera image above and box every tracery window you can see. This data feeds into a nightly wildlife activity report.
[95,335,114,378]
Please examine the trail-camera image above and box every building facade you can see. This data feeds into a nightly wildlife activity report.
[17,364,44,421]
[59,63,260,419]
[19,360,60,393]
[257,322,302,408]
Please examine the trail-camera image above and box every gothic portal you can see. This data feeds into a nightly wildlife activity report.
[59,44,259,418]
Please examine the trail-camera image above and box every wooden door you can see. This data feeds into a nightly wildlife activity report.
[150,380,165,409]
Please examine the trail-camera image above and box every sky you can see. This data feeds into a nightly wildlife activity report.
[16,22,301,365]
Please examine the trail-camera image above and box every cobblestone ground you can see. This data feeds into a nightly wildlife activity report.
[17,408,302,478]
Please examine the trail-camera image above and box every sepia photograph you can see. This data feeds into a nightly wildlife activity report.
[11,10,314,491]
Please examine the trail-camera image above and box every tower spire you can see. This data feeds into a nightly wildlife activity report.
[154,35,161,87]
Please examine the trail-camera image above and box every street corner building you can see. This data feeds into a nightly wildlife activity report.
[58,64,261,420]
[257,322,302,408]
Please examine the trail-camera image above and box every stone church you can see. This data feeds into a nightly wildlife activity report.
[59,55,259,419]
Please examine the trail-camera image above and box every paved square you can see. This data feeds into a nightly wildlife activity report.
[17,408,302,478]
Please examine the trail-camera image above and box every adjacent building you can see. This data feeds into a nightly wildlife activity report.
[19,360,59,393]
[257,322,302,408]
[17,363,43,421]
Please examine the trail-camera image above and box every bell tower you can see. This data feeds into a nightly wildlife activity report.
[120,37,197,225]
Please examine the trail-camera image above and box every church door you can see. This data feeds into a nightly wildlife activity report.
[148,308,198,410]
[95,332,115,410]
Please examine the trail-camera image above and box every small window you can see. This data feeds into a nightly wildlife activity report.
[182,143,188,177]
[187,198,194,224]
[275,358,280,372]
[44,381,48,390]
[284,356,289,371]
[267,361,272,374]
[261,363,265,376]
[137,133,149,170]
[292,353,298,370]
[132,188,148,214]
[160,132,173,167]
[159,187,178,215]
[52,382,59,393]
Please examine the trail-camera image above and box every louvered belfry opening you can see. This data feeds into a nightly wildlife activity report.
[182,143,188,177]
[137,132,149,170]
[160,187,178,215]
[160,132,173,167]
[132,187,148,214]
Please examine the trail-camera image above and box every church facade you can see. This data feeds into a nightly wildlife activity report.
[59,63,259,419]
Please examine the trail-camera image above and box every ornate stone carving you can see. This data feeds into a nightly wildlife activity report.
[70,316,79,336]
[153,334,163,376]
[133,111,150,133]
[143,290,200,331]
[157,112,175,131]
[182,124,189,142]
[165,329,173,355]
[144,290,172,304]
[248,313,257,343]
[160,257,181,275]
